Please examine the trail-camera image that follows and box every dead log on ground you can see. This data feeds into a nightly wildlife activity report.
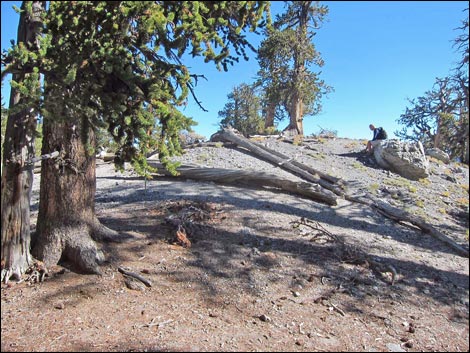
[211,128,344,196]
[250,139,343,186]
[146,161,337,206]
[346,194,469,258]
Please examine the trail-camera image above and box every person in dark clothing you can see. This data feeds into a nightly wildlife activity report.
[365,124,387,153]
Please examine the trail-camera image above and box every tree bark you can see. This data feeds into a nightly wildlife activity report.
[1,1,45,283]
[32,113,116,274]
[147,162,337,206]
[283,2,309,138]
[264,102,276,129]
[211,128,343,195]
[284,91,304,137]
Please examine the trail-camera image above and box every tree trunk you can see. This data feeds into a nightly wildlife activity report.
[284,92,304,137]
[283,3,309,138]
[1,1,44,283]
[264,102,276,129]
[32,112,115,274]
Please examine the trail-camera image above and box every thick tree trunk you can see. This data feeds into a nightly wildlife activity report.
[32,114,115,274]
[283,3,309,139]
[1,1,44,283]
[284,92,304,137]
[264,102,276,129]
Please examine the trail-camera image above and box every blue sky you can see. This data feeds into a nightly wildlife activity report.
[2,1,468,140]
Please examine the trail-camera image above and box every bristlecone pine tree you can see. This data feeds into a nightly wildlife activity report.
[256,1,331,137]
[1,1,45,283]
[218,83,264,137]
[2,1,270,279]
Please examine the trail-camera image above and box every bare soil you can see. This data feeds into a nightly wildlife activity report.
[1,136,469,352]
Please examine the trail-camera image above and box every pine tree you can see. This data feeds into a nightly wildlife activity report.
[2,1,270,277]
[1,1,45,283]
[256,1,331,137]
[218,83,264,137]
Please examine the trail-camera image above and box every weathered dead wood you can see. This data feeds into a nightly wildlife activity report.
[184,141,236,149]
[250,139,343,186]
[147,161,337,206]
[211,128,344,196]
[118,267,152,287]
[346,194,469,258]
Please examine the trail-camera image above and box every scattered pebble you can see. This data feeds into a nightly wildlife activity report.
[259,314,271,322]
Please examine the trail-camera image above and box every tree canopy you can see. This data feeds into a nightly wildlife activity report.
[2,1,271,173]
[395,9,469,163]
[255,1,331,135]
[218,83,265,137]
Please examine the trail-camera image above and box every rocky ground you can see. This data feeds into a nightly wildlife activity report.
[1,135,469,352]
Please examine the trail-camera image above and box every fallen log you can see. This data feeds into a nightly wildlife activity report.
[146,161,337,206]
[346,194,469,258]
[250,139,343,186]
[211,128,344,196]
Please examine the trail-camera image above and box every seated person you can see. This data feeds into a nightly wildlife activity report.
[365,124,387,153]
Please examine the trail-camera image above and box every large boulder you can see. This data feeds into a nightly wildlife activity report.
[373,139,429,180]
[426,147,450,164]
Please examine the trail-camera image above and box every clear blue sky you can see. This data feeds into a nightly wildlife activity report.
[2,1,468,140]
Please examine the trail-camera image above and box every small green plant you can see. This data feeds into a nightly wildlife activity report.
[292,135,303,146]
[352,161,367,171]
[418,178,431,186]
[415,199,425,208]
[369,183,380,194]
[307,152,326,160]
[197,153,210,163]
[459,183,469,193]
[456,197,469,207]
[344,141,359,150]
[438,208,447,215]
[384,177,412,189]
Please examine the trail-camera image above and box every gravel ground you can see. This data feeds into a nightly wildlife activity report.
[12,135,467,352]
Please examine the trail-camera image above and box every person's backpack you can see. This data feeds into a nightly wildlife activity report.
[376,127,387,140]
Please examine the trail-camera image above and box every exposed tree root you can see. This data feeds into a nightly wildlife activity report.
[32,224,105,275]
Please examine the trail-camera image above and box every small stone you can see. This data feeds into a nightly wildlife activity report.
[386,343,406,352]
[259,314,271,322]
[54,302,65,310]
[404,341,413,348]
[292,291,300,297]
[124,278,145,291]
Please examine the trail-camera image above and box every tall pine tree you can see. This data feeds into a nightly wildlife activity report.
[2,1,270,278]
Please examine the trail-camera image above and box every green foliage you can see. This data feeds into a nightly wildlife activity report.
[396,11,469,164]
[3,1,270,175]
[255,1,332,128]
[218,83,265,137]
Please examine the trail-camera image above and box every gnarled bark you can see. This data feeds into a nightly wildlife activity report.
[1,1,45,283]
[32,115,117,274]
